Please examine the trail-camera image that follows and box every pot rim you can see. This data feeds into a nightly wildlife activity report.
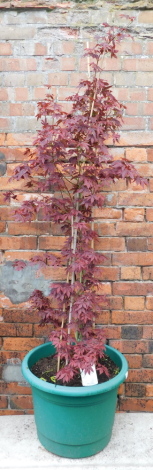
[22,342,128,397]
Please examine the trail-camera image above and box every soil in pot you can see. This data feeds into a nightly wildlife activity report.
[31,353,119,387]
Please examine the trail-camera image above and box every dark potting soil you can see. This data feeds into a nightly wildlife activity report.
[31,354,119,387]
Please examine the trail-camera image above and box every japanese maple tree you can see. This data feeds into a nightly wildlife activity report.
[6,22,147,383]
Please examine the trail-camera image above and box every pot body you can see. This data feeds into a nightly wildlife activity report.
[22,342,128,459]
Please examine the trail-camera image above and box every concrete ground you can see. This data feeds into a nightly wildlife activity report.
[0,413,153,470]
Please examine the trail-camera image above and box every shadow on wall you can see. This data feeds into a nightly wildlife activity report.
[0,262,51,304]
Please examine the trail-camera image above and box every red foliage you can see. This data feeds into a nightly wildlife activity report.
[10,22,147,382]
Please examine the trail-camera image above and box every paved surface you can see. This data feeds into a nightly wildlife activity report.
[0,413,153,470]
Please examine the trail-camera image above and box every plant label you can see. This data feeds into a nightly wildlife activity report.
[80,365,98,386]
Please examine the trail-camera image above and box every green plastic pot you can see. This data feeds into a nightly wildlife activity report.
[22,342,128,459]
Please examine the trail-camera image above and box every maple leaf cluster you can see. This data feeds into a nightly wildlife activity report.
[9,22,147,384]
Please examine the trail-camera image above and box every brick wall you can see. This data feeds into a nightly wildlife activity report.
[0,2,153,414]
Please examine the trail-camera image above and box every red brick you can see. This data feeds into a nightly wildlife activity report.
[142,267,153,280]
[113,282,153,296]
[143,326,153,339]
[113,252,153,266]
[147,148,153,162]
[3,338,42,351]
[97,310,111,324]
[8,222,51,235]
[121,267,141,280]
[97,267,119,281]
[128,369,153,382]
[112,309,153,325]
[110,340,148,354]
[0,236,37,250]
[120,398,153,412]
[0,410,26,416]
[0,323,16,336]
[124,354,142,369]
[146,209,153,222]
[148,238,153,251]
[39,236,66,250]
[110,296,123,310]
[2,309,38,323]
[96,283,111,295]
[93,208,122,219]
[125,296,145,311]
[127,238,147,252]
[0,351,26,364]
[149,180,153,191]
[0,222,5,233]
[10,395,33,410]
[143,355,153,367]
[0,382,31,395]
[16,324,33,337]
[0,396,8,409]
[38,266,66,281]
[125,383,146,397]
[146,385,153,397]
[124,208,144,221]
[95,237,125,251]
[33,324,51,337]
[104,326,121,339]
[4,251,38,262]
[146,297,153,309]
[116,222,152,237]
[95,223,116,236]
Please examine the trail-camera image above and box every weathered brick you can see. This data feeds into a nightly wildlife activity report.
[143,355,153,368]
[124,354,142,369]
[126,238,147,252]
[125,383,146,397]
[0,396,8,409]
[10,395,33,410]
[0,323,16,336]
[121,326,143,340]
[124,208,144,221]
[121,267,141,280]
[0,26,36,40]
[112,310,153,324]
[0,43,12,55]
[120,398,153,412]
